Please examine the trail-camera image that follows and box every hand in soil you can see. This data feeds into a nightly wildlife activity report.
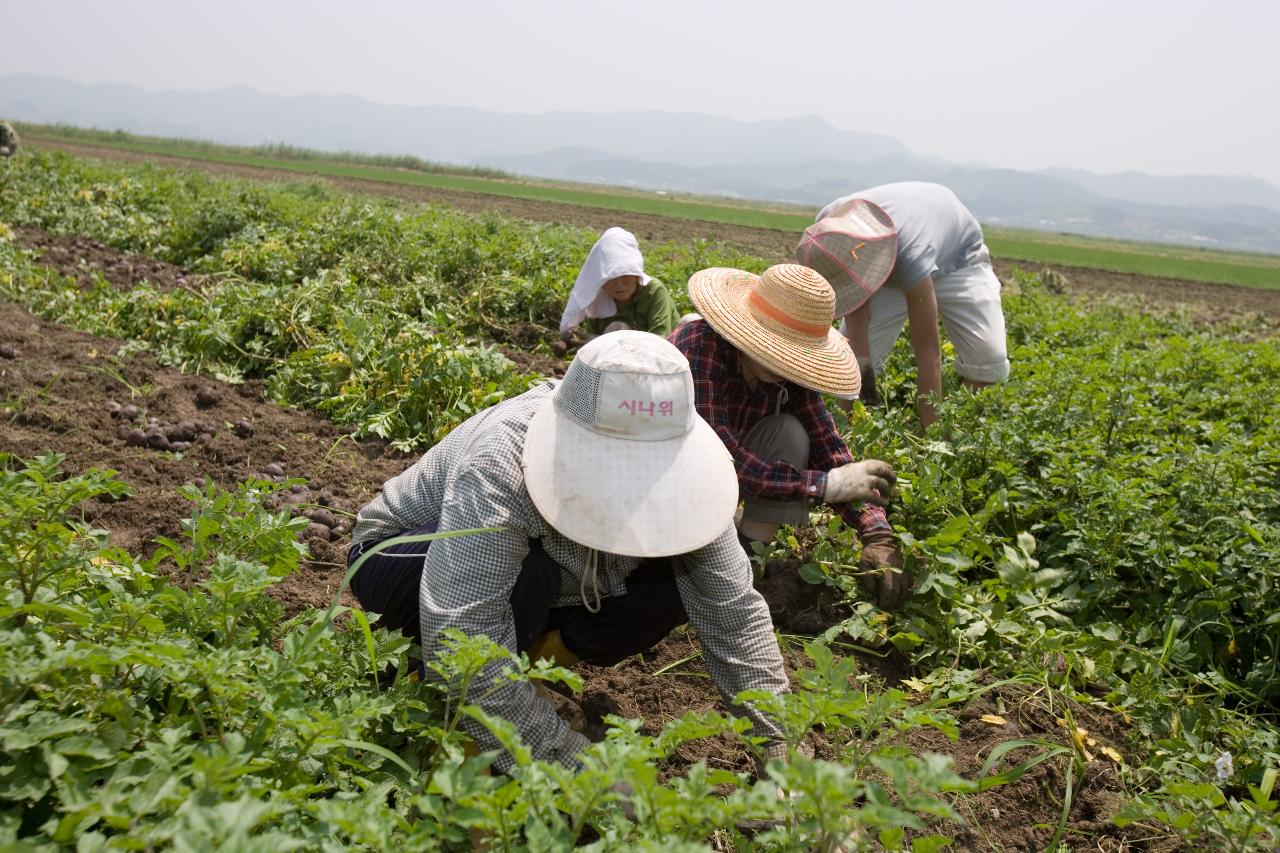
[858,534,911,611]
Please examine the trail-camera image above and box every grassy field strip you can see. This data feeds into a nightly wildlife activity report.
[983,233,1274,289]
[21,128,1280,291]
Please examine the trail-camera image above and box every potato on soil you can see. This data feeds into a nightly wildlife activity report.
[0,343,19,359]
[124,429,147,447]
[195,387,219,407]
[166,421,197,442]
[309,508,336,528]
[299,522,330,542]
[233,420,253,438]
[262,462,285,477]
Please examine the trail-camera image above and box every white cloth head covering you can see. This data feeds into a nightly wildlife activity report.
[559,227,653,334]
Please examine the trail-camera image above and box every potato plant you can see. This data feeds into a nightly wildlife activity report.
[1,454,1014,849]
[1,150,1279,847]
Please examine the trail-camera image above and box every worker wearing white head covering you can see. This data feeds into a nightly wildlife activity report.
[559,228,680,337]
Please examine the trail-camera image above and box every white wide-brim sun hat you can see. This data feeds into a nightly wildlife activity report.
[689,263,861,399]
[521,330,739,558]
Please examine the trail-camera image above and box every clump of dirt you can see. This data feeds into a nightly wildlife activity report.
[755,562,849,634]
[487,319,568,378]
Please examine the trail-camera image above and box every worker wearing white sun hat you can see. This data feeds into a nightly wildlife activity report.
[348,331,789,772]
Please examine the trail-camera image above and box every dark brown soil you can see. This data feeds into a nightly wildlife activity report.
[0,299,411,611]
[32,138,1280,329]
[2,163,1166,850]
[15,224,201,292]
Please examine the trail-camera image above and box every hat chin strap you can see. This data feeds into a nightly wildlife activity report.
[580,547,602,613]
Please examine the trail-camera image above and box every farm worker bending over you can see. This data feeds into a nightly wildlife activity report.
[796,182,1010,430]
[559,227,681,342]
[669,264,909,610]
[348,331,790,771]
[0,119,19,157]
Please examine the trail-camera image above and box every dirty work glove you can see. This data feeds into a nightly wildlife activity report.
[857,357,881,406]
[602,320,630,334]
[858,529,911,610]
[608,781,637,821]
[824,460,896,506]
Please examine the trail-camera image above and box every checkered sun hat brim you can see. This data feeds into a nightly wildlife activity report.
[796,199,898,317]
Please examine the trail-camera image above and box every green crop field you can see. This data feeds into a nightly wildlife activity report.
[1,148,1277,849]
[17,124,813,231]
[20,122,1280,291]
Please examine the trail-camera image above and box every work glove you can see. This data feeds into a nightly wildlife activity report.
[858,529,911,610]
[857,357,881,406]
[608,781,637,821]
[823,460,896,506]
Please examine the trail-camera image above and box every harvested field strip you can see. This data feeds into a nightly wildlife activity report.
[24,128,1280,291]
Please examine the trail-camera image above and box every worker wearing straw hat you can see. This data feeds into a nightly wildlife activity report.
[348,331,792,773]
[798,183,1010,429]
[670,264,909,610]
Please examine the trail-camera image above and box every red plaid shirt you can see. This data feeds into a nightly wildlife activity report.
[670,320,890,538]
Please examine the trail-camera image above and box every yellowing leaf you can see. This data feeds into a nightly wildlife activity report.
[902,677,929,695]
[980,714,1008,725]
[1100,746,1124,764]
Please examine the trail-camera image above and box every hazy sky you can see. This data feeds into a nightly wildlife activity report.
[5,0,1278,183]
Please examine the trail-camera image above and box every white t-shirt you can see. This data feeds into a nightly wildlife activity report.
[818,182,986,293]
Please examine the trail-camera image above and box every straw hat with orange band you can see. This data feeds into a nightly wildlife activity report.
[687,263,861,400]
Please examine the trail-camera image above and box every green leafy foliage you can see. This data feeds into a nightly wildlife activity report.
[0,456,1006,849]
[3,150,1279,845]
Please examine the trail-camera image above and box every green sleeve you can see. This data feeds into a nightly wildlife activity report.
[635,279,681,336]
[580,314,609,336]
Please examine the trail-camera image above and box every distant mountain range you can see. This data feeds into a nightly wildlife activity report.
[4,74,1279,253]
